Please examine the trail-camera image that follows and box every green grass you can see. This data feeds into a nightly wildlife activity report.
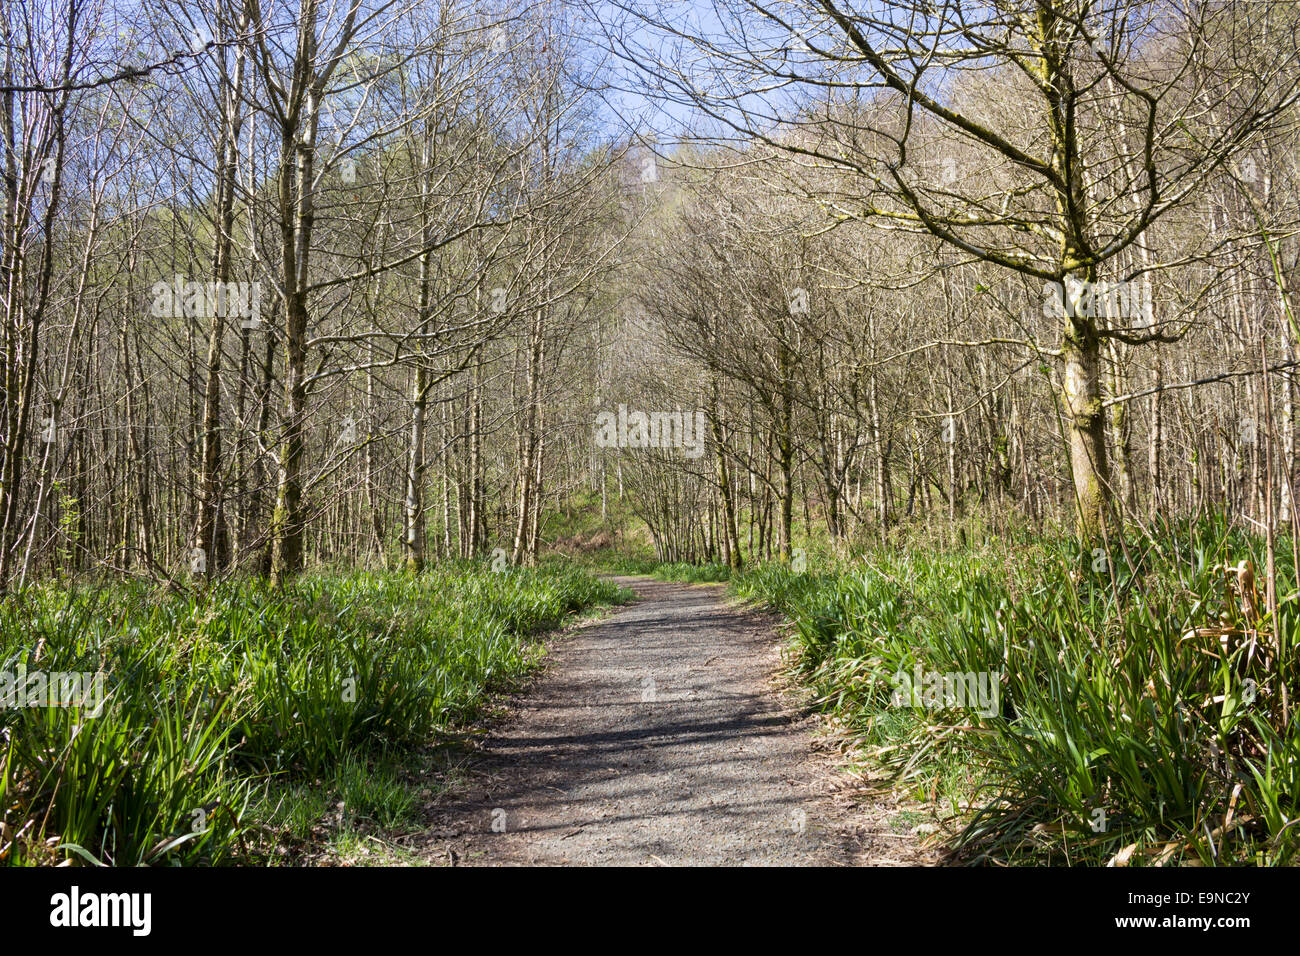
[731,517,1300,866]
[0,563,623,866]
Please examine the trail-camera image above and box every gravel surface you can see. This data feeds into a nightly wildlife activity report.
[417,576,933,866]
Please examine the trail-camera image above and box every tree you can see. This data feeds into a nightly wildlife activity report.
[601,0,1300,535]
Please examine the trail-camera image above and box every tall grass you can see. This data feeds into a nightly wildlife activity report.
[734,519,1300,866]
[0,564,622,865]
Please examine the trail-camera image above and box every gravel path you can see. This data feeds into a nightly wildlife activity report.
[417,576,932,866]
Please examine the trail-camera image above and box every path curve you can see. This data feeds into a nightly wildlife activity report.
[418,576,931,866]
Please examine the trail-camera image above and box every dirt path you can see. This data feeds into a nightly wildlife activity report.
[417,576,933,866]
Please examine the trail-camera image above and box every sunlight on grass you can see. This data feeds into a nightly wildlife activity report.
[0,564,621,865]
[731,517,1300,866]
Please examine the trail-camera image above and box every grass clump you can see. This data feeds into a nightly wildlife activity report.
[0,564,621,865]
[732,519,1300,866]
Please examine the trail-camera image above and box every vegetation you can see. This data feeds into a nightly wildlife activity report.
[725,518,1299,866]
[0,565,624,865]
[1,0,1297,872]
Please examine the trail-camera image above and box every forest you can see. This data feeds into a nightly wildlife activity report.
[1,0,1299,875]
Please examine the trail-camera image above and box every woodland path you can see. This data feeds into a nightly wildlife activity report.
[417,576,934,866]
